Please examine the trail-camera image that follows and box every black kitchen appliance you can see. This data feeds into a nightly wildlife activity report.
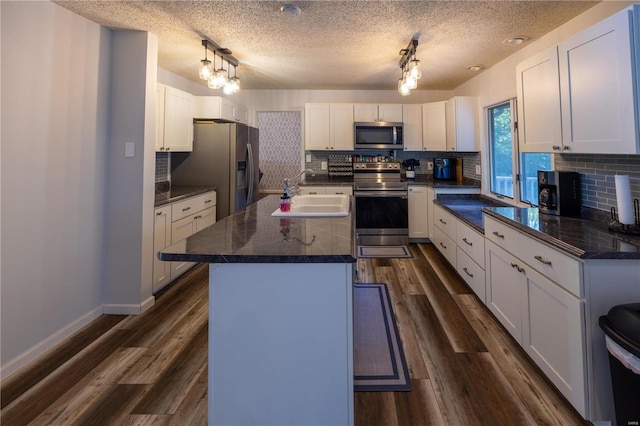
[538,170,581,216]
[433,158,456,181]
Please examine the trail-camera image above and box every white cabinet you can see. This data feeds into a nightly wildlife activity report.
[299,186,353,195]
[426,187,435,240]
[153,205,172,293]
[194,96,248,124]
[516,47,563,152]
[304,104,354,151]
[408,186,428,238]
[402,104,423,151]
[558,7,638,154]
[422,101,447,151]
[433,204,457,265]
[484,215,587,416]
[445,96,478,152]
[155,84,166,151]
[159,86,194,152]
[517,6,639,154]
[354,104,403,122]
[154,191,217,290]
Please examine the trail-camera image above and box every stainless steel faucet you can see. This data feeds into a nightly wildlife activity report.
[284,169,315,197]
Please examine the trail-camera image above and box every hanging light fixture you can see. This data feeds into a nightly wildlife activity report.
[199,43,214,80]
[200,39,240,94]
[397,38,422,96]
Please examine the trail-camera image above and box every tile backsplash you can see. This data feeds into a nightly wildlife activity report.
[555,153,640,212]
[156,152,169,183]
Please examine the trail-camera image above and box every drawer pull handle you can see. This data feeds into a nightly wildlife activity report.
[492,231,505,239]
[511,262,525,273]
[194,215,202,219]
[439,219,447,225]
[335,192,344,195]
[463,267,473,278]
[439,242,447,250]
[156,211,162,216]
[182,207,191,212]
[534,255,552,266]
[205,199,212,204]
[462,238,472,246]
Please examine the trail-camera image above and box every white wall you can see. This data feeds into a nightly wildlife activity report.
[1,1,111,377]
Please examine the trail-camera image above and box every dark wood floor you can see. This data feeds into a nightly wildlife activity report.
[1,243,586,425]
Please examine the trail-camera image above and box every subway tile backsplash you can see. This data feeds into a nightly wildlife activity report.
[555,153,640,212]
[156,152,169,183]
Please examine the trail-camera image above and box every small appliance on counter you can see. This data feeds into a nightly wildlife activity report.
[433,158,456,181]
[538,170,581,216]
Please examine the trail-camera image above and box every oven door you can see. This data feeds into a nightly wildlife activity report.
[355,190,408,246]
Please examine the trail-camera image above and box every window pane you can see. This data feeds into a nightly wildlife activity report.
[489,104,513,198]
[521,153,552,205]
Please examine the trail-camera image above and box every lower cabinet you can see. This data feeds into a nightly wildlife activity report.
[408,186,429,239]
[299,185,353,195]
[153,190,216,293]
[485,230,587,417]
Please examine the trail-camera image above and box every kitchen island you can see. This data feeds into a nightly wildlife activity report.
[159,195,357,426]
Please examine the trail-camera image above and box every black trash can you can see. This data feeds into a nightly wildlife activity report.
[599,303,640,426]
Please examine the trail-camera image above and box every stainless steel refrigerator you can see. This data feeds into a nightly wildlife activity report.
[171,121,259,220]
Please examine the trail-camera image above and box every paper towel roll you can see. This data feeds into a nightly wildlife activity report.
[615,175,634,225]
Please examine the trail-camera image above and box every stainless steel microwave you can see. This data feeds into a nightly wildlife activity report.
[354,122,403,150]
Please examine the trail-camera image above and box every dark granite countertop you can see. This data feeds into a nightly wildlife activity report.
[155,185,217,207]
[159,195,357,264]
[301,174,481,189]
[435,195,511,233]
[483,207,640,260]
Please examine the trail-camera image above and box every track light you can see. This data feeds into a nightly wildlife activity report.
[200,39,240,94]
[398,39,422,96]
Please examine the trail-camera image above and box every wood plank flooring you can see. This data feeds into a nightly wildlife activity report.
[1,243,587,425]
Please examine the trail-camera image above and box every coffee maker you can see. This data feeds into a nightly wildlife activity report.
[538,171,581,216]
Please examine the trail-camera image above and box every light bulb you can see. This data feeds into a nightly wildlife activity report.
[223,80,234,95]
[230,76,240,93]
[199,59,213,80]
[398,78,410,96]
[408,59,421,80]
[405,73,417,90]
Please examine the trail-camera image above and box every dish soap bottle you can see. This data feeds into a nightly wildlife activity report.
[280,192,291,212]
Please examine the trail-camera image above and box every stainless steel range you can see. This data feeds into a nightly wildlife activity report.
[353,162,408,246]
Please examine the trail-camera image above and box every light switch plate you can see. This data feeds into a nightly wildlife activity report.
[306,154,312,163]
[475,165,481,175]
[427,161,433,171]
[321,161,327,170]
[125,142,135,158]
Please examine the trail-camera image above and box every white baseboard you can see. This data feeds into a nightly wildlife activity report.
[0,305,104,381]
[103,295,155,315]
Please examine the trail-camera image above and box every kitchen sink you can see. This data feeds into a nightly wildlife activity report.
[271,194,350,217]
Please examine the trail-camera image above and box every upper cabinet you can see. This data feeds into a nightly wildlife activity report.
[517,6,639,154]
[304,103,354,151]
[422,101,447,151]
[194,96,248,124]
[354,104,403,122]
[402,104,423,151]
[157,85,194,152]
[445,96,478,152]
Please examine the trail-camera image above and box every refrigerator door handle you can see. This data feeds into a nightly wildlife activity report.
[246,143,254,204]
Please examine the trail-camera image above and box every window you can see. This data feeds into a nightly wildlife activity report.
[487,100,551,205]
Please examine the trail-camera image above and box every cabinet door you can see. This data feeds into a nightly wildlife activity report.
[171,215,196,279]
[422,101,446,151]
[445,97,478,152]
[153,205,172,293]
[305,104,331,150]
[408,186,428,238]
[558,8,637,154]
[330,104,354,150]
[164,86,193,152]
[485,240,526,343]
[523,265,587,416]
[353,104,379,122]
[235,105,249,124]
[155,84,166,151]
[402,104,423,151]
[516,47,563,153]
[426,187,435,240]
[378,104,403,122]
[195,207,216,232]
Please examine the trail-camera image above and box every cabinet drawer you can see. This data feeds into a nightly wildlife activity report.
[172,197,200,222]
[433,204,456,240]
[433,226,456,266]
[300,187,327,195]
[194,191,216,212]
[485,216,582,297]
[456,247,486,303]
[325,186,353,195]
[456,220,485,267]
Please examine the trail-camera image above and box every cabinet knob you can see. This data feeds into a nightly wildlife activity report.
[562,145,570,151]
[166,147,170,151]
[552,145,561,151]
[156,211,162,216]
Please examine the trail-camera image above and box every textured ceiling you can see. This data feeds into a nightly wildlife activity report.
[54,1,599,90]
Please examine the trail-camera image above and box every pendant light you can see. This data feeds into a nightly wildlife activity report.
[397,38,422,96]
[199,43,214,80]
[200,39,240,94]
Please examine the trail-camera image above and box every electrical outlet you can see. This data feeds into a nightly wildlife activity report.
[427,161,433,171]
[321,161,328,170]
[475,165,481,175]
[306,154,311,163]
